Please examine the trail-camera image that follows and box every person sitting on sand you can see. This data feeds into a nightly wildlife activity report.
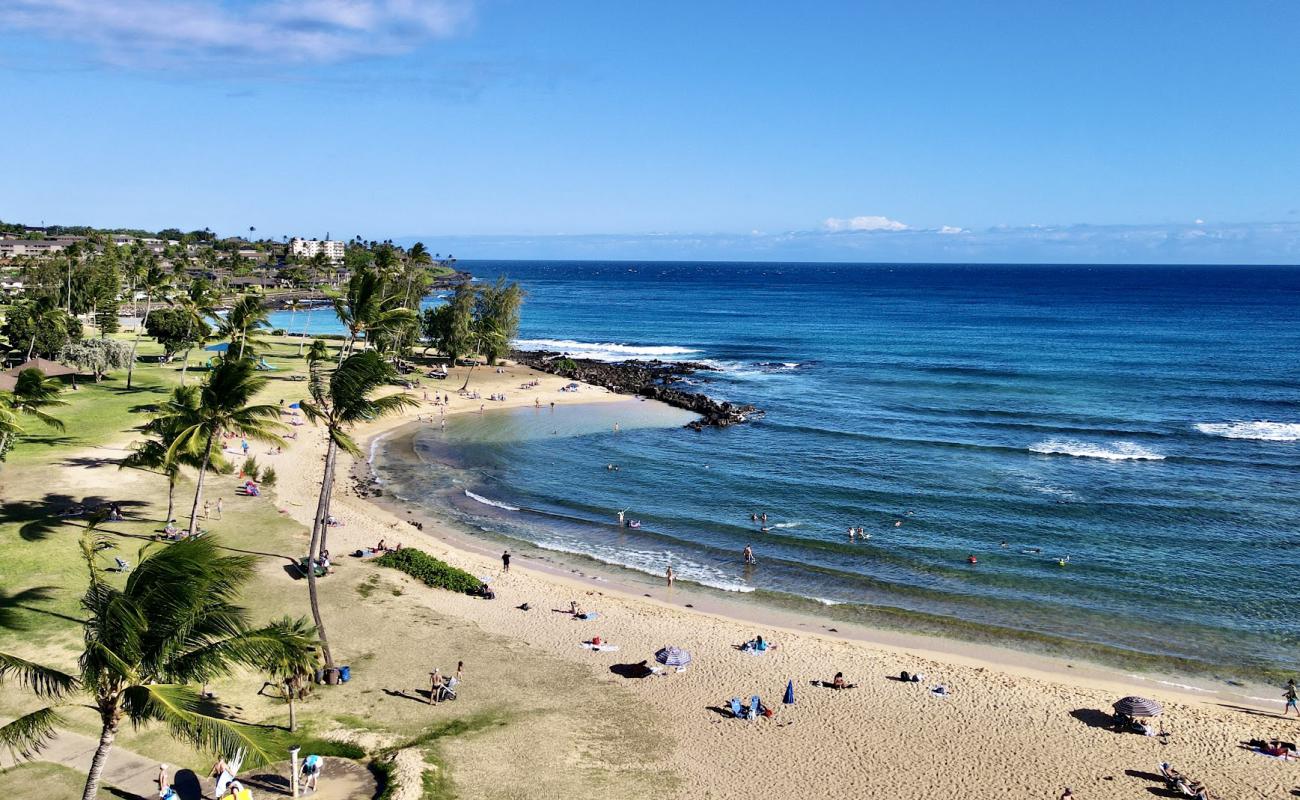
[376,538,386,552]
[832,672,846,689]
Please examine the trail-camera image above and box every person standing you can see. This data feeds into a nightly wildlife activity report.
[666,565,675,587]
[1285,679,1298,716]
[429,667,442,705]
[301,754,322,792]
[216,497,224,520]
[501,551,511,572]
[743,545,755,564]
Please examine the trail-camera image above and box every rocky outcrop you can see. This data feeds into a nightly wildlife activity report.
[510,349,763,429]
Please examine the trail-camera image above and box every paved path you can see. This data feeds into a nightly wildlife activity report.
[0,728,159,798]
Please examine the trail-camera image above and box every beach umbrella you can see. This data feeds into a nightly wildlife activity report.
[205,342,231,353]
[783,679,795,705]
[654,646,692,668]
[1112,696,1162,717]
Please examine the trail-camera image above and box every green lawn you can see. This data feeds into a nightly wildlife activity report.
[0,762,119,799]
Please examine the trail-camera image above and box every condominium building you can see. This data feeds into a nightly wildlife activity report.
[290,237,345,263]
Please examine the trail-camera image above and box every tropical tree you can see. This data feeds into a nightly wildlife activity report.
[0,534,319,800]
[255,616,320,732]
[1,297,81,360]
[145,306,211,362]
[329,268,416,360]
[58,339,133,383]
[176,278,218,384]
[125,260,172,389]
[169,358,285,536]
[299,351,417,667]
[120,385,226,523]
[0,368,67,461]
[422,280,475,362]
[216,294,270,360]
[473,277,525,366]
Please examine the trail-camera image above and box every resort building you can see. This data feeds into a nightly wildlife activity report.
[290,237,345,263]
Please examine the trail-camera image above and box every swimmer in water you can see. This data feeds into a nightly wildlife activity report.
[848,526,855,541]
[894,520,903,527]
[967,554,978,564]
[617,508,627,525]
[1000,541,1008,548]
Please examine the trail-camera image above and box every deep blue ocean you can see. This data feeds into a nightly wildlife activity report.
[276,262,1300,677]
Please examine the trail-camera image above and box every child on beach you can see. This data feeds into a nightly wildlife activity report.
[1285,679,1298,716]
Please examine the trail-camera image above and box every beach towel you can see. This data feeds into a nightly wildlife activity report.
[930,685,949,697]
[579,642,620,652]
[577,612,600,620]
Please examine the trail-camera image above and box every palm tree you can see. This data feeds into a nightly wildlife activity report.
[217,294,270,360]
[177,279,218,385]
[256,616,319,732]
[170,358,285,536]
[0,368,67,459]
[0,534,319,800]
[125,261,172,389]
[120,385,225,523]
[329,269,416,361]
[299,351,417,667]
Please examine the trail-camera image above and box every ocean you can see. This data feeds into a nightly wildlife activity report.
[277,262,1300,679]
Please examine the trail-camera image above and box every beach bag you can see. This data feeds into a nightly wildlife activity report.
[900,671,911,682]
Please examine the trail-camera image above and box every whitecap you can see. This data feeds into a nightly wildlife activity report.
[769,521,802,529]
[463,489,520,512]
[513,338,700,362]
[1029,439,1165,461]
[1194,421,1300,442]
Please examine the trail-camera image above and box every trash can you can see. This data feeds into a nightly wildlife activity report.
[324,668,340,685]
[339,665,351,683]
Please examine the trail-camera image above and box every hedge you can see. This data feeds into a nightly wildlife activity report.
[375,548,482,595]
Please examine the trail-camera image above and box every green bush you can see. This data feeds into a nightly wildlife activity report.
[241,455,261,482]
[261,466,278,487]
[375,548,482,595]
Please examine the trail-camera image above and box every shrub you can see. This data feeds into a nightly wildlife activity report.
[553,357,577,372]
[272,328,287,336]
[261,466,278,487]
[375,548,482,595]
[241,455,261,482]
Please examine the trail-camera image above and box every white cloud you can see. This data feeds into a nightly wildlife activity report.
[823,215,910,232]
[1195,218,1206,225]
[0,0,472,66]
[938,225,965,234]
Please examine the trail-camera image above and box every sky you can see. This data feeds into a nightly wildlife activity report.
[1,1,1298,263]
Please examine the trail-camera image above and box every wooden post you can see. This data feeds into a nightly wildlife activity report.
[290,746,301,798]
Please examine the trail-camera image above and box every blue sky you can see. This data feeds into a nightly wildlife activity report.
[1,1,1298,262]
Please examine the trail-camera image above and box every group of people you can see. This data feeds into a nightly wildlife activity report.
[846,526,870,541]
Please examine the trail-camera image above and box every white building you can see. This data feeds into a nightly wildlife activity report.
[290,237,345,263]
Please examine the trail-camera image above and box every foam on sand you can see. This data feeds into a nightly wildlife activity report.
[1194,421,1300,442]
[513,338,700,362]
[1028,439,1165,461]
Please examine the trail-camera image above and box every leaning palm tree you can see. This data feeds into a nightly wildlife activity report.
[177,279,218,385]
[299,351,417,667]
[0,534,319,800]
[120,385,226,523]
[170,358,285,536]
[330,268,417,360]
[217,294,270,360]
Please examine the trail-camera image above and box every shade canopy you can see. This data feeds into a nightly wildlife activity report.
[205,342,231,353]
[6,357,77,377]
[1113,696,1162,717]
[654,646,692,668]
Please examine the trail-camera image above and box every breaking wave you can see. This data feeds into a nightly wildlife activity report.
[1194,421,1300,442]
[463,490,520,512]
[1028,440,1166,461]
[513,338,700,362]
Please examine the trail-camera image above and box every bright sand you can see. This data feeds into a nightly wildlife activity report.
[265,362,1296,800]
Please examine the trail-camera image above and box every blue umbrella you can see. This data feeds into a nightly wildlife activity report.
[204,342,230,353]
[783,680,795,704]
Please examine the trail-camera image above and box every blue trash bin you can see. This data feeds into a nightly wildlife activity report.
[339,665,351,683]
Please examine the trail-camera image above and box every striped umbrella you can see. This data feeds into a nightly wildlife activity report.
[1112,696,1162,717]
[655,646,692,668]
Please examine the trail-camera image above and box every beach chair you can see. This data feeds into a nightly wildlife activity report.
[437,676,459,702]
[114,557,131,573]
[749,695,762,720]
[729,697,744,718]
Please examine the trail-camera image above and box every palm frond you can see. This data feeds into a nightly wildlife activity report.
[126,684,278,768]
[0,707,64,760]
[0,651,78,698]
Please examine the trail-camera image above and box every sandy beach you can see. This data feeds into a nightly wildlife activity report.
[254,360,1298,800]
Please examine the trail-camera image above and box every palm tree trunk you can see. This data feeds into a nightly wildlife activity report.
[459,360,478,392]
[166,471,177,523]
[125,297,152,389]
[180,347,192,385]
[287,686,298,732]
[187,430,214,536]
[307,437,336,668]
[81,709,120,800]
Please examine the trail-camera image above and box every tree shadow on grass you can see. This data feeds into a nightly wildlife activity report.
[58,454,126,469]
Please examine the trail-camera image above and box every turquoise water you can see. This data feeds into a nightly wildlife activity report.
[368,261,1300,677]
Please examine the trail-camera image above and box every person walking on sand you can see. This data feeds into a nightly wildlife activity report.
[216,497,224,520]
[202,500,211,520]
[1285,679,1299,716]
[666,565,675,587]
[502,551,511,572]
[429,667,442,704]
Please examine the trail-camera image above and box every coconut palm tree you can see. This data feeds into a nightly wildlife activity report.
[0,368,67,460]
[330,269,416,361]
[256,615,319,732]
[0,534,319,800]
[299,351,417,667]
[177,279,218,385]
[217,294,270,360]
[120,385,226,524]
[125,261,172,389]
[170,358,285,536]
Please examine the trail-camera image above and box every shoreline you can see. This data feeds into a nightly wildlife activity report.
[262,360,1295,797]
[338,368,1278,711]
